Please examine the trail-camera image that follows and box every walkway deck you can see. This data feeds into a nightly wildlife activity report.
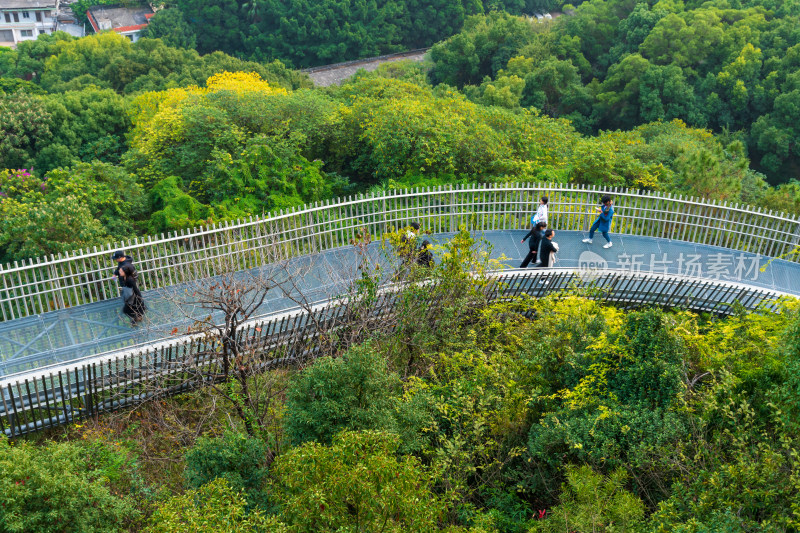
[1,230,799,379]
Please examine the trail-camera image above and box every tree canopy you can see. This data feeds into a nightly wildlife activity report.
[2,6,800,261]
[428,1,800,184]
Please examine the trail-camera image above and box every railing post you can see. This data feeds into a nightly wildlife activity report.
[450,186,457,231]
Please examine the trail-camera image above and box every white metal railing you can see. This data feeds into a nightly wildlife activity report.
[1,183,799,322]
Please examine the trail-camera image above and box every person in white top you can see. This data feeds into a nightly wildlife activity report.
[531,196,548,226]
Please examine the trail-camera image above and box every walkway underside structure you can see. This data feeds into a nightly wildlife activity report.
[0,184,798,436]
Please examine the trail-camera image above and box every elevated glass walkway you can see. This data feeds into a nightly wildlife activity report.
[2,229,799,380]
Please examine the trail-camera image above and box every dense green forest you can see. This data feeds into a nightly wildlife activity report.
[2,22,800,262]
[97,0,562,67]
[57,0,800,185]
[2,241,799,532]
[430,1,800,185]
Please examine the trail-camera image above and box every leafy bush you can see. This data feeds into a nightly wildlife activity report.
[611,309,684,409]
[0,163,146,261]
[649,446,800,532]
[283,342,403,446]
[147,175,215,232]
[526,307,693,502]
[0,193,107,261]
[406,348,532,504]
[0,92,53,170]
[77,427,152,505]
[531,465,645,533]
[510,295,622,394]
[184,430,270,509]
[271,430,446,532]
[647,308,800,532]
[529,403,689,472]
[0,436,138,533]
[145,478,279,532]
[139,8,197,49]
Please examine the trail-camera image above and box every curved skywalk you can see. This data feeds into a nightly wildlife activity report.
[1,229,798,380]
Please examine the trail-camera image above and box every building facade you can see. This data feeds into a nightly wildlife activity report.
[0,0,58,47]
[86,4,153,42]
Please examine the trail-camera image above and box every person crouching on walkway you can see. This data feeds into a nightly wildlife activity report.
[520,221,547,268]
[119,264,146,325]
[536,229,559,267]
[583,195,614,249]
[417,239,434,268]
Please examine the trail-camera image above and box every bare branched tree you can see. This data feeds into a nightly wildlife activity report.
[126,223,402,454]
[96,224,331,459]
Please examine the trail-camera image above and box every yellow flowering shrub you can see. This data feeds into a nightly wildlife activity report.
[127,71,290,186]
[205,71,287,95]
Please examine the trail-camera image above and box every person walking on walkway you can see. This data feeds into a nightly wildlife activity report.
[112,250,134,286]
[536,229,559,268]
[119,264,146,325]
[531,196,548,226]
[582,195,614,249]
[520,221,547,267]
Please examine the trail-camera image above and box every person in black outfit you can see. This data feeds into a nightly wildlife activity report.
[536,229,559,268]
[520,221,547,268]
[119,264,146,324]
[417,239,433,268]
[111,250,134,287]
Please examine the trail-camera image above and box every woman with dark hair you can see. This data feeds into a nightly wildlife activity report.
[582,195,614,248]
[536,229,559,267]
[520,221,547,267]
[119,264,146,324]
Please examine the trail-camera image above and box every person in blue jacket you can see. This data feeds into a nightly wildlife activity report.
[582,195,614,249]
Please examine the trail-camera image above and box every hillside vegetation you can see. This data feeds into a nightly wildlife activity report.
[2,25,800,262]
[3,263,799,531]
[431,1,800,185]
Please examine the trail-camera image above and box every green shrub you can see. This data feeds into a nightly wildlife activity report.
[283,342,403,446]
[477,487,535,533]
[529,403,688,471]
[531,465,645,533]
[271,430,445,532]
[0,436,138,533]
[184,430,270,509]
[648,319,800,532]
[78,429,152,505]
[145,478,280,532]
[609,309,684,409]
[406,347,532,505]
[648,448,799,532]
